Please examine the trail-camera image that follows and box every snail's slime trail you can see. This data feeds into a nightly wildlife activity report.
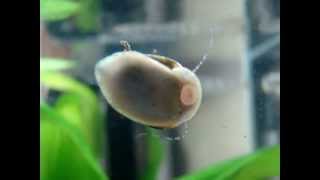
[160,123,189,141]
[135,129,159,140]
[193,27,215,73]
[135,123,190,142]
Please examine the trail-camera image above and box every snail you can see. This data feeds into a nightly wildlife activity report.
[95,41,203,129]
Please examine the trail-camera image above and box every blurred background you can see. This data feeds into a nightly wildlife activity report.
[40,0,280,179]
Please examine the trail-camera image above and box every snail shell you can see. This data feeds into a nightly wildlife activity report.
[95,50,202,129]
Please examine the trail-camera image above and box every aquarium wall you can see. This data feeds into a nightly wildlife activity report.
[176,0,253,173]
[40,0,280,179]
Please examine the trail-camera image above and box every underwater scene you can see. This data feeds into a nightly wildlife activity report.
[40,0,280,179]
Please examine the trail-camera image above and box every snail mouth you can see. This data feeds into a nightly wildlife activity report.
[146,54,181,70]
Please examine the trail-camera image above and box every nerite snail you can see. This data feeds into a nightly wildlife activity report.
[95,41,202,129]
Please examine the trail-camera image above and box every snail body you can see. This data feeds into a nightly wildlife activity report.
[95,42,202,129]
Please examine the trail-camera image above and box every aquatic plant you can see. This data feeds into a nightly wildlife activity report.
[177,145,280,180]
[40,0,101,32]
[40,59,107,180]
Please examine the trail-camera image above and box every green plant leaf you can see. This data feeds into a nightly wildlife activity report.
[40,72,91,99]
[40,71,101,127]
[231,145,280,180]
[40,58,75,73]
[54,92,105,159]
[40,0,80,21]
[74,0,101,32]
[40,102,108,180]
[40,72,99,126]
[177,145,280,180]
[139,128,165,180]
[40,62,105,158]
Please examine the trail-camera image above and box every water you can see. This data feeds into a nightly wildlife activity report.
[41,0,280,179]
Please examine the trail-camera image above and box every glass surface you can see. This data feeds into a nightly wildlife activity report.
[40,0,280,179]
